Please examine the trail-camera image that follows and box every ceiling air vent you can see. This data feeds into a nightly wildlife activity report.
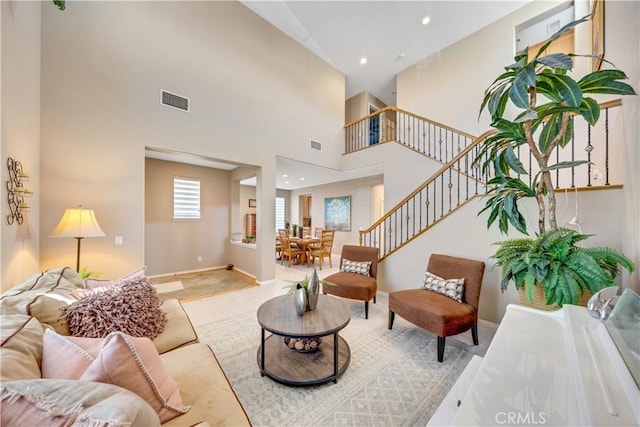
[161,90,189,112]
[310,140,322,152]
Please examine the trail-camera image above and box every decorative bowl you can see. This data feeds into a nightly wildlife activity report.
[283,336,322,353]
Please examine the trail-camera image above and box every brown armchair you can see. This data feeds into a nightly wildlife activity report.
[323,245,379,319]
[388,254,485,362]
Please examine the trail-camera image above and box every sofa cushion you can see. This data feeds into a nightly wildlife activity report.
[0,314,45,381]
[0,267,82,334]
[160,343,250,427]
[422,271,465,303]
[153,299,199,354]
[0,379,160,426]
[63,277,167,339]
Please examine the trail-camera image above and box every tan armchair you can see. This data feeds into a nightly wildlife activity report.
[388,254,485,362]
[308,229,335,269]
[323,245,379,319]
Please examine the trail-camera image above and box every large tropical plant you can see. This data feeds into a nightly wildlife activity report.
[475,16,636,307]
[475,15,636,235]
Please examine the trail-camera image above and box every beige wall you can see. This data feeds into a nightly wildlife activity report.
[1,1,41,290]
[144,158,231,276]
[345,91,388,124]
[37,1,345,281]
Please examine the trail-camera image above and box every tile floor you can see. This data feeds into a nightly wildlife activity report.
[182,253,497,358]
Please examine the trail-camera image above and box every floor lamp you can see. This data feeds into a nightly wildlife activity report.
[51,205,105,272]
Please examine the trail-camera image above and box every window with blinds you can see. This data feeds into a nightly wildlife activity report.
[275,196,285,232]
[173,177,200,220]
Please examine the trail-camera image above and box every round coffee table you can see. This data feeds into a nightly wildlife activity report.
[256,293,351,386]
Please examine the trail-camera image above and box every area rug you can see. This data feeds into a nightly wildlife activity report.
[152,281,184,294]
[150,268,257,301]
[195,294,471,427]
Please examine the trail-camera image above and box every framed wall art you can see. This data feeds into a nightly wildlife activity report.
[248,198,256,208]
[324,195,351,231]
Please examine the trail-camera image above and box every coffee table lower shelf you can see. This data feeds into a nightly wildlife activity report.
[257,333,350,386]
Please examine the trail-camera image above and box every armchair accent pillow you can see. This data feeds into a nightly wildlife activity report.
[422,271,465,303]
[340,259,372,277]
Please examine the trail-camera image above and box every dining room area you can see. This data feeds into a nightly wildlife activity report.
[276,228,336,271]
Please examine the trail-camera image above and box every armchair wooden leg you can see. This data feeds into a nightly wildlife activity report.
[364,301,369,319]
[437,336,445,362]
[373,295,376,304]
[471,324,479,345]
[388,311,395,329]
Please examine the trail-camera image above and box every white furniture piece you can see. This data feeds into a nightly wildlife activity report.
[431,303,639,426]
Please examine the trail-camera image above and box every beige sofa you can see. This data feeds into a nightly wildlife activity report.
[0,267,250,426]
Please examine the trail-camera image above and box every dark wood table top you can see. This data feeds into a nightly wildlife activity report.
[257,294,350,337]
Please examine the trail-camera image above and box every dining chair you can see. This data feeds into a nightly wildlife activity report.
[278,229,304,267]
[308,229,334,269]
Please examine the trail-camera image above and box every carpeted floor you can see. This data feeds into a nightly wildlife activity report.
[150,268,258,301]
[195,293,472,427]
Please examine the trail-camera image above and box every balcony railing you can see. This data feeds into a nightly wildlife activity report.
[345,107,476,164]
[354,100,625,260]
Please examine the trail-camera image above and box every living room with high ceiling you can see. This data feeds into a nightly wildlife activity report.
[2,0,639,425]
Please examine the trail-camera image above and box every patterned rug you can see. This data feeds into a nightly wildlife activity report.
[151,268,257,301]
[195,294,471,427]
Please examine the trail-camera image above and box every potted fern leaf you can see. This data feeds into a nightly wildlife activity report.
[475,16,636,308]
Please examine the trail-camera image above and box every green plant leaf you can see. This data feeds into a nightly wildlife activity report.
[543,160,590,172]
[533,15,590,61]
[509,75,530,109]
[513,110,538,123]
[578,69,629,88]
[579,97,600,125]
[503,146,528,174]
[545,74,583,107]
[582,80,637,95]
[537,53,573,70]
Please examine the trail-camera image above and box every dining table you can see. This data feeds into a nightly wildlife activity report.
[289,236,321,266]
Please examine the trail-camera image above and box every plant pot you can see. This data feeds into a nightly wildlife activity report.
[518,286,591,311]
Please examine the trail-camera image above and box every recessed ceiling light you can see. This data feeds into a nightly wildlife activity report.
[360,57,367,65]
[284,181,289,184]
[282,174,288,178]
[422,16,431,25]
[300,177,305,181]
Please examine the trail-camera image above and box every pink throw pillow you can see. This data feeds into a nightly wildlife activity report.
[80,332,189,423]
[41,330,101,379]
[40,330,189,423]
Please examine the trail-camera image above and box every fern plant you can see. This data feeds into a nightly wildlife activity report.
[493,228,634,306]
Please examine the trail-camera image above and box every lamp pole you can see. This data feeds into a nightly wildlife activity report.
[75,237,83,272]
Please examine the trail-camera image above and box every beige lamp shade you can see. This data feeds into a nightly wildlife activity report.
[51,206,105,238]
[51,206,105,272]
